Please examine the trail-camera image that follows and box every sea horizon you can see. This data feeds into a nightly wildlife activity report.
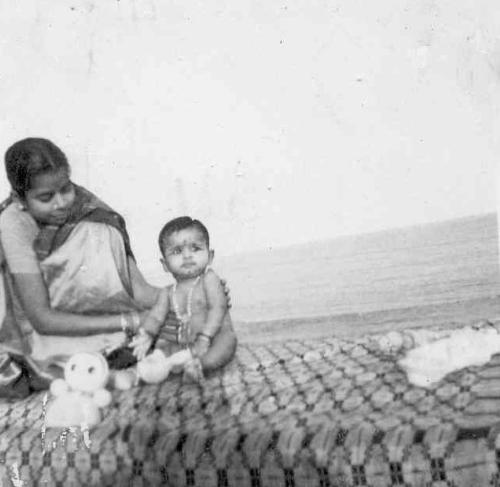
[218,212,500,325]
[218,211,499,260]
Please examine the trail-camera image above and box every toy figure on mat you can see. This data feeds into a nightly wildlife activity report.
[130,216,237,384]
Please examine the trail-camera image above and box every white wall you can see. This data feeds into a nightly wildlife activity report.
[1,0,499,282]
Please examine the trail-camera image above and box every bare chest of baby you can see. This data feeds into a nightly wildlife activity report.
[167,285,232,341]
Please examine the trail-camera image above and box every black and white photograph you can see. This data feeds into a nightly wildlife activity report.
[0,1,499,485]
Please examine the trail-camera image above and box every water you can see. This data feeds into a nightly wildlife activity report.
[214,213,500,324]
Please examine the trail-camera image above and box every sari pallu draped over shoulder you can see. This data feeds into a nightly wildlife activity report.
[0,185,140,398]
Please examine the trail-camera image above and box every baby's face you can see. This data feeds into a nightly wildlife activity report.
[161,227,212,280]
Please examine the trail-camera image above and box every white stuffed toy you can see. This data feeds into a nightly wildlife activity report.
[45,352,112,429]
[137,348,196,384]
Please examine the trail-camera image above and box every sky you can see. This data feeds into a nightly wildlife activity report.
[0,0,499,279]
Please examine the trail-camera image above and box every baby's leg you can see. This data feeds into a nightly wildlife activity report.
[200,325,237,372]
[182,327,237,383]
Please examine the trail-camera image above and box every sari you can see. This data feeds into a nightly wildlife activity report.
[0,185,142,398]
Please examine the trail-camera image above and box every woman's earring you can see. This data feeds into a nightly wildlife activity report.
[11,192,26,211]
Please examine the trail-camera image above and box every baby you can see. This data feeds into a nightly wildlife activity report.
[131,216,237,383]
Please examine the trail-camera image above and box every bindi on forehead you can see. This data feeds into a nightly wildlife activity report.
[166,231,207,248]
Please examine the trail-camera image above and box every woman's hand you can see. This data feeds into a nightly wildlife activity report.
[219,278,232,308]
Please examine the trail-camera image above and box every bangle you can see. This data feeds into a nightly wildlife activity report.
[130,311,141,332]
[120,312,140,336]
[120,313,128,333]
[196,332,213,343]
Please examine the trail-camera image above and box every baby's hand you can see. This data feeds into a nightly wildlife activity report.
[193,334,211,358]
[130,329,153,360]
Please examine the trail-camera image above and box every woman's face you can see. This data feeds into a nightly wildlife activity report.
[23,168,76,225]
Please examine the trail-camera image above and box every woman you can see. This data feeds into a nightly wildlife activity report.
[0,137,223,397]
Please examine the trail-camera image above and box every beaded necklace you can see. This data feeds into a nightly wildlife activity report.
[171,275,201,346]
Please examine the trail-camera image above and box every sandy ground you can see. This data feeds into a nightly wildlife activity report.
[234,295,500,344]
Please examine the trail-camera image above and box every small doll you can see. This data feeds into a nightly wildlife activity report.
[45,352,112,428]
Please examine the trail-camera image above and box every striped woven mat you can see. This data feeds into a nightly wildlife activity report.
[1,325,500,486]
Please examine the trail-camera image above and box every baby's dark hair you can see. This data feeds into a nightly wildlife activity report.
[4,138,70,198]
[158,216,210,255]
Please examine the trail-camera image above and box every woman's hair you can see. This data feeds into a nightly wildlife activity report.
[158,216,210,255]
[4,138,70,198]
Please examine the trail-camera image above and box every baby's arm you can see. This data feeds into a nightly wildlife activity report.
[131,286,170,359]
[192,270,228,357]
[202,270,228,335]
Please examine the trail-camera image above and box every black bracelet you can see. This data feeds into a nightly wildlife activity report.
[196,332,213,343]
